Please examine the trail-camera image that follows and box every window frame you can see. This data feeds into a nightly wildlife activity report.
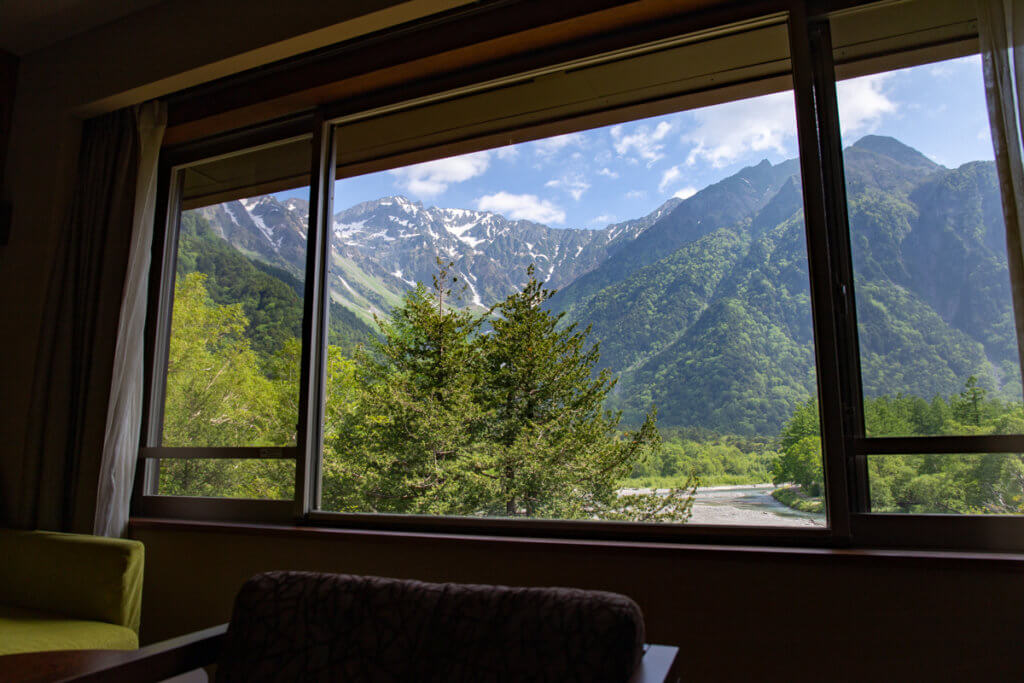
[134,0,1024,552]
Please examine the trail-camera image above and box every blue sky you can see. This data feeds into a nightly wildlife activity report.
[281,55,995,229]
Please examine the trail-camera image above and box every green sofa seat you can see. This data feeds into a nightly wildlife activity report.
[0,529,143,655]
[0,604,137,655]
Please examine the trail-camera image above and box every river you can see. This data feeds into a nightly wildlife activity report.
[620,483,826,527]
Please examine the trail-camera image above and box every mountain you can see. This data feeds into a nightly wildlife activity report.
[556,136,1018,433]
[187,134,1020,435]
[196,192,681,323]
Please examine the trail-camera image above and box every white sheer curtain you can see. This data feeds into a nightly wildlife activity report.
[978,0,1024,389]
[94,101,167,537]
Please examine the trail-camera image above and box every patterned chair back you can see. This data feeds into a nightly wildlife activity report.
[217,571,646,683]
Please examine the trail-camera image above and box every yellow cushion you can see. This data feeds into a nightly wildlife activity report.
[0,530,143,633]
[0,604,137,655]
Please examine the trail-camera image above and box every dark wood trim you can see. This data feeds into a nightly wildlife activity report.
[0,48,17,193]
[140,447,299,460]
[166,0,795,144]
[303,509,834,546]
[317,2,790,125]
[128,517,1024,571]
[62,624,227,683]
[853,434,1024,455]
[852,512,1024,553]
[137,497,294,524]
[166,0,774,129]
[50,623,674,683]
[162,113,314,168]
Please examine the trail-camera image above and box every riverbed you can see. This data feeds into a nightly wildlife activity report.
[619,484,827,527]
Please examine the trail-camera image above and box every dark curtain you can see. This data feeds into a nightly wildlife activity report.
[9,109,138,532]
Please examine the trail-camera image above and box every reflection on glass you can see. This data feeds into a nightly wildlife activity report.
[837,55,1023,437]
[869,453,1024,514]
[318,90,825,527]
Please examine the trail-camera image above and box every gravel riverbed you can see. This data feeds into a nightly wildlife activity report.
[619,484,826,527]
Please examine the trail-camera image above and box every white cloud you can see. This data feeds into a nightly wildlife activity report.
[533,133,584,157]
[658,165,682,193]
[545,173,590,200]
[593,214,617,225]
[598,167,619,178]
[390,151,490,197]
[658,166,698,200]
[836,74,897,137]
[496,146,520,161]
[477,192,565,224]
[611,120,672,165]
[625,189,647,200]
[683,91,796,168]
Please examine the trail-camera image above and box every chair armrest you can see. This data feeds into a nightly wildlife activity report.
[62,629,677,682]
[0,530,144,632]
[64,623,227,682]
[630,644,681,683]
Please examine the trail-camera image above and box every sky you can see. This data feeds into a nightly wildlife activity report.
[279,54,995,230]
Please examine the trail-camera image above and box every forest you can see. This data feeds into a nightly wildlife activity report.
[160,221,696,522]
[159,193,1024,521]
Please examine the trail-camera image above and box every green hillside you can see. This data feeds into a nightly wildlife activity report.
[555,136,1021,434]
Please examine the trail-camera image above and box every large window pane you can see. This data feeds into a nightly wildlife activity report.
[319,89,825,527]
[836,55,1024,437]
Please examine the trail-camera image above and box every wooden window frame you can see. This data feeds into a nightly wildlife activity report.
[133,0,1024,553]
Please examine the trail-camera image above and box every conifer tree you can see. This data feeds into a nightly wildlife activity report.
[476,266,691,521]
[330,262,488,514]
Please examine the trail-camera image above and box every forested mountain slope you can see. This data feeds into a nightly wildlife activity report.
[555,136,1018,433]
[186,135,1019,437]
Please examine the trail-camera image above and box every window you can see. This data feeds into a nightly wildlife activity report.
[835,53,1024,518]
[141,134,312,507]
[320,92,825,528]
[136,0,1024,549]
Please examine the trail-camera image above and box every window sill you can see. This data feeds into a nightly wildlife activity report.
[127,517,1024,571]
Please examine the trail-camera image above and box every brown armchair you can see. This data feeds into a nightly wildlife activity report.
[64,572,680,682]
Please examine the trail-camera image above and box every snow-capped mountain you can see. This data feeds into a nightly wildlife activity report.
[193,192,680,320]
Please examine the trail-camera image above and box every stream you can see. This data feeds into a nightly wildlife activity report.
[619,484,827,527]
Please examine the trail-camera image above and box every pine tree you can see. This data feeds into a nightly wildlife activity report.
[475,266,689,520]
[329,263,489,514]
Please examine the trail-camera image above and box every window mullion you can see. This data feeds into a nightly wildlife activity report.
[789,3,854,537]
[294,111,335,519]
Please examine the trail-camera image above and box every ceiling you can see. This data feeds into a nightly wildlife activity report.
[0,0,168,56]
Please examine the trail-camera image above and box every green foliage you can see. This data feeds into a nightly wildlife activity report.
[771,485,824,513]
[321,264,696,522]
[176,211,375,358]
[159,273,296,499]
[629,431,778,487]
[773,382,1024,514]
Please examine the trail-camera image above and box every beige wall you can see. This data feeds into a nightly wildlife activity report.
[0,0,469,528]
[132,523,1024,681]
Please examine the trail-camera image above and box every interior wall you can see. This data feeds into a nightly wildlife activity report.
[0,0,468,530]
[132,523,1024,681]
